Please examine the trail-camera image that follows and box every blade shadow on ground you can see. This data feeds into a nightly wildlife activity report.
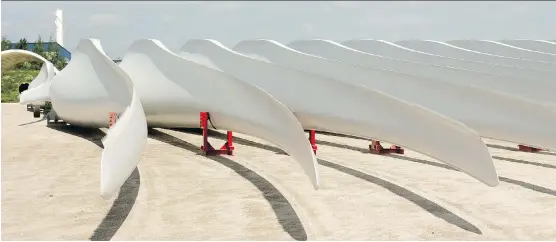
[148,128,307,241]
[168,128,288,155]
[316,139,369,153]
[46,123,105,148]
[317,158,482,234]
[46,124,140,241]
[487,143,556,157]
[18,115,47,126]
[182,129,481,234]
[387,153,556,197]
[492,156,556,170]
[309,135,556,197]
[385,153,556,197]
[315,131,370,141]
[90,168,140,241]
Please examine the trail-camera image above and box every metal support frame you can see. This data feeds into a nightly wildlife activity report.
[517,145,544,153]
[308,129,318,154]
[200,112,234,156]
[369,140,405,155]
[108,112,118,128]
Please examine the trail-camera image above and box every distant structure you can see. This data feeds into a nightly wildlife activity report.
[8,42,71,60]
[55,9,64,47]
[6,8,71,60]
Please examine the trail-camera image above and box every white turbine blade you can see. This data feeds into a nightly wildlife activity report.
[234,39,499,186]
[48,39,148,199]
[119,39,319,189]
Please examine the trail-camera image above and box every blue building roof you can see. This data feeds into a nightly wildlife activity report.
[8,42,72,60]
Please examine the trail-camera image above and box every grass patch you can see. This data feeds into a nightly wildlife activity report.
[1,69,39,103]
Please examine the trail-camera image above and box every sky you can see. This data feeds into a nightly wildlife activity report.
[2,1,556,59]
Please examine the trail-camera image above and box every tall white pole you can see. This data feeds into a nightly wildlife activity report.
[55,9,63,47]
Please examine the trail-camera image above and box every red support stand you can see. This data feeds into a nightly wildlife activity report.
[308,129,318,154]
[369,140,404,155]
[200,112,234,156]
[108,112,117,128]
[518,144,543,153]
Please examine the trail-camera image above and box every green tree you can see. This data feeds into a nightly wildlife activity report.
[55,58,68,70]
[32,35,45,56]
[28,35,47,69]
[1,36,11,51]
[0,34,70,102]
[21,61,33,70]
[15,38,28,50]
[47,36,56,53]
[45,36,57,62]
[13,38,32,69]
[1,69,40,102]
[43,36,68,70]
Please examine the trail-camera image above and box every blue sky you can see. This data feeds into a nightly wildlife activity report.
[2,1,556,58]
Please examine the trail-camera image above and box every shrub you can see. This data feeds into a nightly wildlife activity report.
[1,70,40,103]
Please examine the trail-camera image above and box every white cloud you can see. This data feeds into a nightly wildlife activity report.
[88,13,129,26]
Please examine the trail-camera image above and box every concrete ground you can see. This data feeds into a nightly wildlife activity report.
[2,103,555,240]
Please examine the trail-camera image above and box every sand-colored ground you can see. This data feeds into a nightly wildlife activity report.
[2,103,555,240]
